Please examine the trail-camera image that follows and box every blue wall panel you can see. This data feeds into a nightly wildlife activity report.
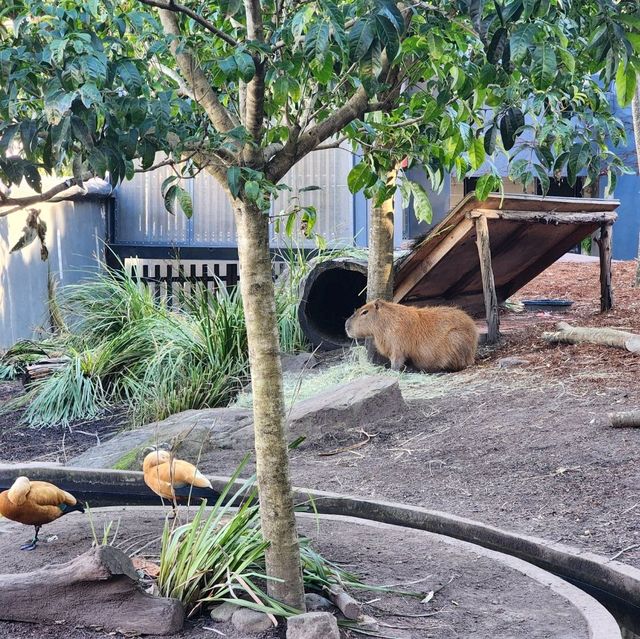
[612,174,640,260]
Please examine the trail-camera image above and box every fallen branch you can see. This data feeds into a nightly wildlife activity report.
[541,322,640,353]
[608,411,640,428]
[325,585,362,620]
[0,546,183,635]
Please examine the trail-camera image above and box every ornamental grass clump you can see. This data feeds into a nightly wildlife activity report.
[157,457,392,619]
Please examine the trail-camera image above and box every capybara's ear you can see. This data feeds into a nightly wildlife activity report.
[373,299,380,310]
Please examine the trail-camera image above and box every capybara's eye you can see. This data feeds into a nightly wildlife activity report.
[361,310,368,316]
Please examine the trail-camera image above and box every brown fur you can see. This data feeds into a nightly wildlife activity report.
[345,299,478,372]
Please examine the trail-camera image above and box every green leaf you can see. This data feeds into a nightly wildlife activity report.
[272,76,289,107]
[244,180,260,201]
[79,83,102,108]
[532,44,557,89]
[557,48,575,74]
[567,142,590,187]
[484,125,497,155]
[615,61,637,107]
[70,116,93,148]
[176,186,193,218]
[164,184,178,215]
[347,162,376,193]
[398,177,411,209]
[409,181,433,224]
[375,15,400,61]
[227,167,241,198]
[349,18,375,61]
[285,211,296,237]
[499,107,524,151]
[469,136,486,170]
[220,0,242,16]
[533,163,550,195]
[219,56,238,78]
[510,24,536,63]
[235,52,256,82]
[23,165,42,193]
[305,22,330,60]
[475,174,500,201]
[486,28,507,64]
[116,60,142,93]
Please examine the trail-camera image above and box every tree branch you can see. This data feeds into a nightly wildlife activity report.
[267,87,372,182]
[0,174,99,217]
[314,137,348,151]
[157,9,238,134]
[135,0,240,47]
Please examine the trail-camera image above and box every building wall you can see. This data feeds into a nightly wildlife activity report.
[114,148,358,249]
[0,195,108,348]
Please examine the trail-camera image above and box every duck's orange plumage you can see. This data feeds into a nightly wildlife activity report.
[142,450,219,513]
[0,476,84,550]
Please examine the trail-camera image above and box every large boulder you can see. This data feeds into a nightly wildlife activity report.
[70,407,252,469]
[70,375,405,468]
[224,375,406,448]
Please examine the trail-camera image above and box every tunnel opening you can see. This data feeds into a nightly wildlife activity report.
[298,261,367,350]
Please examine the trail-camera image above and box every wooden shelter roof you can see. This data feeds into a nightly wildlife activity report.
[393,192,619,316]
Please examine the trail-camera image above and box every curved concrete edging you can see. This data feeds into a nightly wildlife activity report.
[1,463,639,633]
[302,512,621,639]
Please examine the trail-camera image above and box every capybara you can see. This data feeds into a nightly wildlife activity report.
[345,299,478,372]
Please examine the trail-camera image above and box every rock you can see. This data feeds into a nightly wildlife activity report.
[281,352,317,375]
[69,407,253,468]
[286,612,340,639]
[209,602,237,622]
[304,592,335,612]
[287,375,405,439]
[70,375,406,465]
[497,357,531,369]
[357,614,380,631]
[227,375,405,448]
[231,607,274,633]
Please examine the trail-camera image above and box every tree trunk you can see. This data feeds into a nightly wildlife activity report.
[367,168,397,303]
[234,198,306,611]
[633,81,640,285]
[366,168,397,363]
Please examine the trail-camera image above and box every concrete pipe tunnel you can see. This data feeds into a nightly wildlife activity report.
[297,258,368,350]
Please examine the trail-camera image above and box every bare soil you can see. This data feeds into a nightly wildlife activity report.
[0,508,591,639]
[0,258,639,637]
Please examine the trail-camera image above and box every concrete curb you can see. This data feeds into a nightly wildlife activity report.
[1,464,638,633]
[303,513,621,639]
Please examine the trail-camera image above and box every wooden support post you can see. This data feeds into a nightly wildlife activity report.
[598,222,613,312]
[474,214,500,343]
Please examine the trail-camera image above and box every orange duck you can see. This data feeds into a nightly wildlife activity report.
[142,450,220,517]
[0,476,85,550]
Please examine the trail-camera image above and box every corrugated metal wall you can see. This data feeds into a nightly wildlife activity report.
[114,148,357,247]
[0,196,108,348]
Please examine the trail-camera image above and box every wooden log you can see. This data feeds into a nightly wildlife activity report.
[597,223,614,312]
[541,322,640,353]
[474,215,500,343]
[0,546,184,635]
[608,412,640,428]
[325,585,362,620]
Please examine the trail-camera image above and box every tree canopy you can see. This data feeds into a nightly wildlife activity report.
[0,0,638,218]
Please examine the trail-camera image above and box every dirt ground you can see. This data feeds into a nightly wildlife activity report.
[0,508,592,639]
[0,258,639,637]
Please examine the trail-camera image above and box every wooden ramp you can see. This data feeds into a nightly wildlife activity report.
[393,192,619,342]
